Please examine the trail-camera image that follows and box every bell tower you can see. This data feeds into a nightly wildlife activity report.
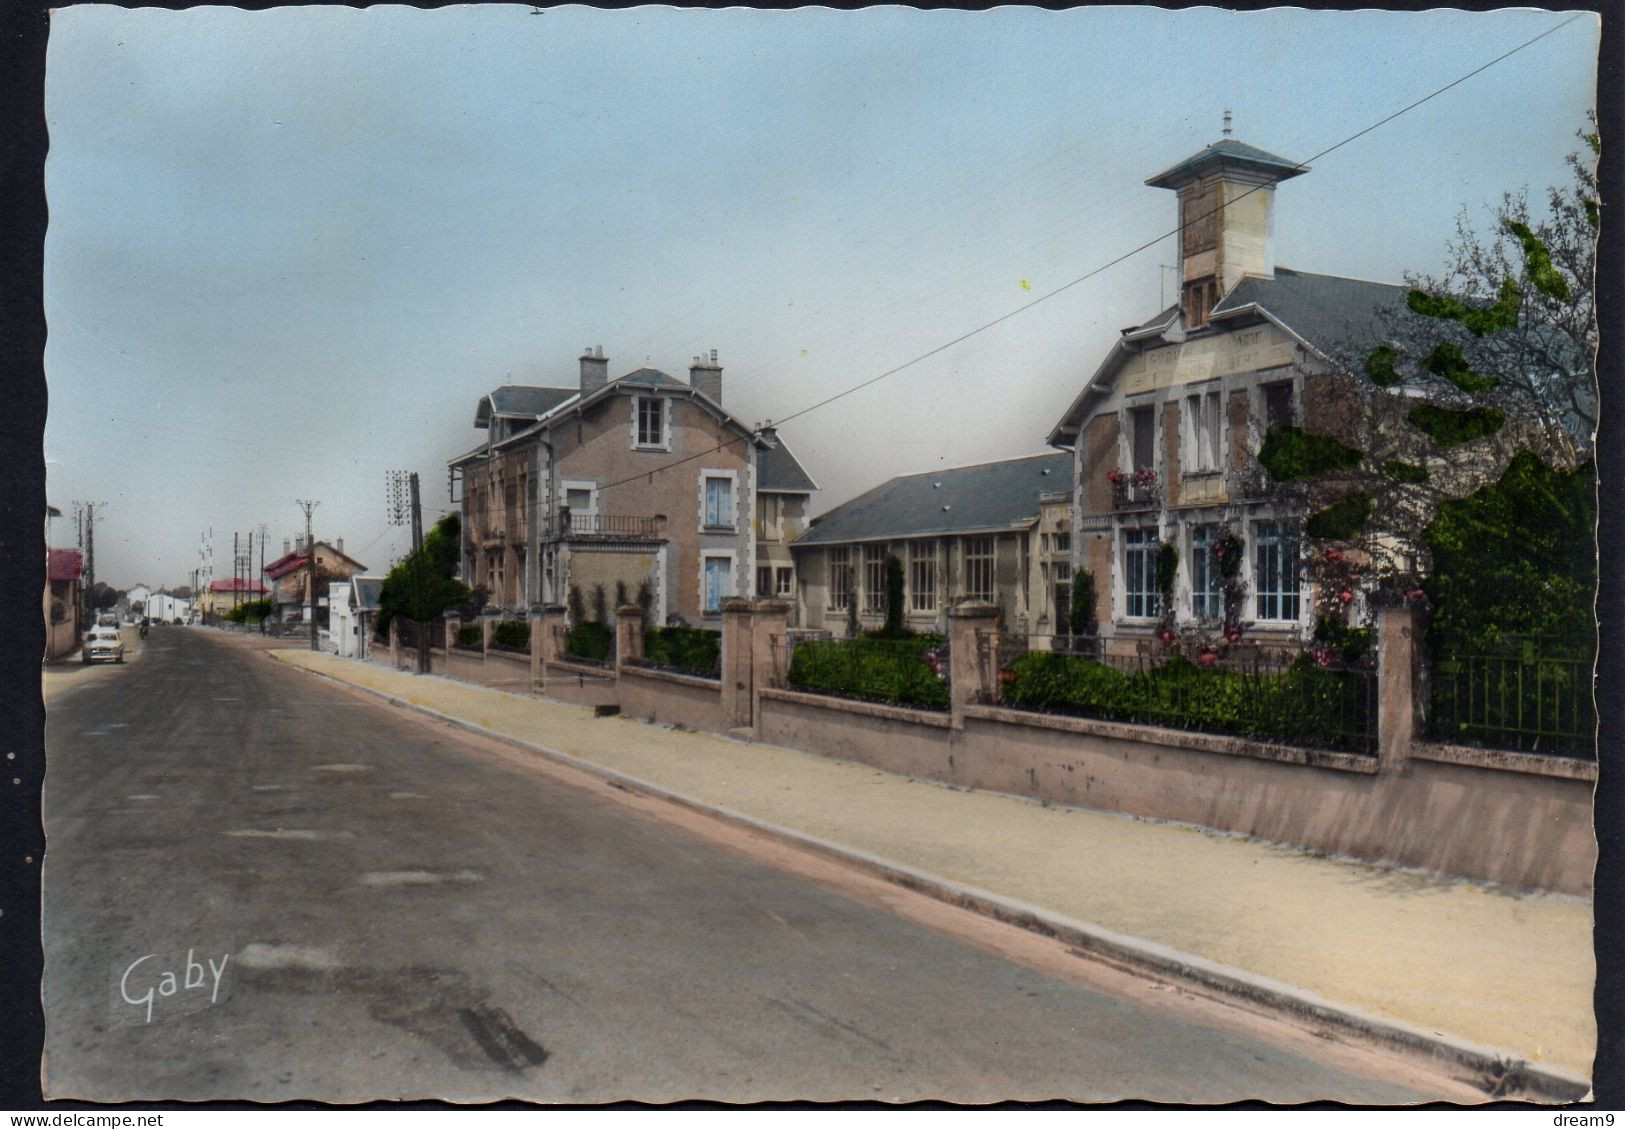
[1145,115,1307,327]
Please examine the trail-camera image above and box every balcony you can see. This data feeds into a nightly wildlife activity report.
[539,511,665,543]
[1111,479,1161,512]
[1226,465,1308,503]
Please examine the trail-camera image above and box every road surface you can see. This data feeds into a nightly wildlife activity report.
[41,626,1456,1103]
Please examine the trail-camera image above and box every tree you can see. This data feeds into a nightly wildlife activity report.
[881,554,906,636]
[88,581,122,611]
[1258,126,1598,649]
[377,514,471,673]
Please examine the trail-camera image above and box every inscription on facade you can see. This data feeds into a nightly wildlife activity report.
[1121,325,1293,395]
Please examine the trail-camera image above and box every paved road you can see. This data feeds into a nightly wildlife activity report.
[42,627,1436,1104]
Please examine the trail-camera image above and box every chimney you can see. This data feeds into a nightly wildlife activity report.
[690,348,723,404]
[580,345,608,396]
[283,538,291,555]
[337,537,344,556]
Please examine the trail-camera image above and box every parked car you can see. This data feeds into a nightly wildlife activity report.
[96,613,119,628]
[82,626,125,665]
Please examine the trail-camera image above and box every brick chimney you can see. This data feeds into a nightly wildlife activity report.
[690,349,722,404]
[580,345,608,396]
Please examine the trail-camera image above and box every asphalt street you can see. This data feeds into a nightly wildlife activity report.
[41,626,1437,1104]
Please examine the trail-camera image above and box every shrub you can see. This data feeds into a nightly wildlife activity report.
[1406,403,1506,448]
[1256,425,1363,482]
[591,584,608,624]
[564,620,613,662]
[787,633,948,711]
[567,585,586,625]
[1305,492,1373,540]
[492,620,530,650]
[644,627,721,675]
[457,624,483,648]
[1069,568,1096,637]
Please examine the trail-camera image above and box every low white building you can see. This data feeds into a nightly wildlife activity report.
[329,576,384,659]
[146,593,192,623]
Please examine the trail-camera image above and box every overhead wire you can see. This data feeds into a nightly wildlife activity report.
[584,10,1585,499]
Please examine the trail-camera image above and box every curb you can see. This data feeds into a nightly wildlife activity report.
[276,653,1592,1104]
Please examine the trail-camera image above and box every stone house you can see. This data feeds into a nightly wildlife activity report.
[261,538,368,623]
[197,577,269,620]
[448,348,816,628]
[1046,135,1410,655]
[44,548,83,662]
[790,452,1073,640]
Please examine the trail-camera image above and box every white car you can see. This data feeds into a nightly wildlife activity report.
[82,626,125,665]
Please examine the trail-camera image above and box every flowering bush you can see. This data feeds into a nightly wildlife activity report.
[1133,467,1158,487]
[1106,467,1126,485]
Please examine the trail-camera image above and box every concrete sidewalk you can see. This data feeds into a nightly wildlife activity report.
[270,648,1595,1084]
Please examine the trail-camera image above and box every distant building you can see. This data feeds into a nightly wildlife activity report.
[329,575,384,659]
[791,452,1073,640]
[197,577,269,621]
[448,347,816,628]
[262,538,368,624]
[44,549,83,661]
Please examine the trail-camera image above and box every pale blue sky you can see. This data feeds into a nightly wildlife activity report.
[43,4,1599,587]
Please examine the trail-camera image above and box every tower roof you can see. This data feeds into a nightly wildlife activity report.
[1145,138,1308,190]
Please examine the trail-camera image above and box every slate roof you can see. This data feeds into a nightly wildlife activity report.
[485,385,576,419]
[1145,138,1308,189]
[756,435,817,494]
[795,453,1071,546]
[1214,267,1409,353]
[47,549,82,582]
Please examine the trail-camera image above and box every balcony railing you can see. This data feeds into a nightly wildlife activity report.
[1111,479,1160,511]
[539,511,665,542]
[1226,465,1308,503]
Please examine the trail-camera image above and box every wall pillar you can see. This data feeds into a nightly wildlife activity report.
[750,599,790,739]
[615,605,645,673]
[388,616,400,670]
[948,603,1000,731]
[480,614,495,655]
[721,597,755,730]
[1376,602,1421,772]
[536,605,566,666]
[445,615,461,652]
[528,605,547,693]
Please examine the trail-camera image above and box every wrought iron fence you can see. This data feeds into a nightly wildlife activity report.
[559,621,615,667]
[539,512,664,541]
[990,633,1376,754]
[629,627,721,680]
[1427,636,1594,759]
[778,632,950,712]
[1110,480,1160,511]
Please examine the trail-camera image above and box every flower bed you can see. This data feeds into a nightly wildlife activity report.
[786,632,948,711]
[998,651,1374,752]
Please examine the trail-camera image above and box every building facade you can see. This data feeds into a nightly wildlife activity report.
[791,452,1073,641]
[44,549,83,662]
[1047,136,1408,655]
[262,539,369,623]
[449,348,816,629]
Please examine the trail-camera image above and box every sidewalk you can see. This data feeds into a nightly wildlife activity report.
[271,648,1595,1083]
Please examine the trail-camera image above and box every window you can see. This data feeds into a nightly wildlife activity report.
[1129,405,1156,472]
[909,539,937,612]
[515,548,527,606]
[863,544,887,614]
[703,555,733,614]
[1263,381,1295,429]
[1185,390,1223,472]
[757,495,783,541]
[757,566,773,597]
[1123,528,1158,619]
[1184,277,1219,328]
[964,537,995,602]
[775,567,794,597]
[704,476,734,529]
[1181,179,1218,256]
[828,548,853,611]
[1052,562,1073,630]
[566,487,592,513]
[635,396,667,449]
[1052,530,1071,556]
[1255,522,1300,621]
[1190,525,1222,620]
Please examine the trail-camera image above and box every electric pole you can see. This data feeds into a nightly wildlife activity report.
[258,523,268,634]
[296,500,320,651]
[79,502,104,629]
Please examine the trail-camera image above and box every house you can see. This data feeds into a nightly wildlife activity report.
[146,592,192,623]
[329,575,383,659]
[197,577,269,620]
[790,452,1074,640]
[262,538,368,624]
[1046,135,1410,654]
[752,424,819,614]
[448,347,817,628]
[44,549,83,661]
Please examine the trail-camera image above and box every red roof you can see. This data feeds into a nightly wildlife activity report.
[47,549,82,582]
[209,578,268,594]
[263,552,309,581]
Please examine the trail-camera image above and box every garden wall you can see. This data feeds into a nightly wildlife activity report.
[617,666,725,732]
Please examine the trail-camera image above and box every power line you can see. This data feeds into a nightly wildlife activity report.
[587,11,1585,498]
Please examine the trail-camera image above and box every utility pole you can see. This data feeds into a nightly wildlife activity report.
[296,500,320,651]
[258,522,268,634]
[79,502,103,629]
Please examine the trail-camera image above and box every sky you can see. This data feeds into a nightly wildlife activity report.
[41,4,1600,590]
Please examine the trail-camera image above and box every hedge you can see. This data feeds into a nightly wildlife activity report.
[786,632,948,711]
[564,621,613,662]
[999,651,1372,751]
[457,625,482,648]
[644,627,721,676]
[492,620,530,650]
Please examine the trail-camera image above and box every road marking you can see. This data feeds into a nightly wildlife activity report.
[251,785,290,792]
[312,763,373,774]
[388,791,428,800]
[223,829,355,841]
[127,794,161,802]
